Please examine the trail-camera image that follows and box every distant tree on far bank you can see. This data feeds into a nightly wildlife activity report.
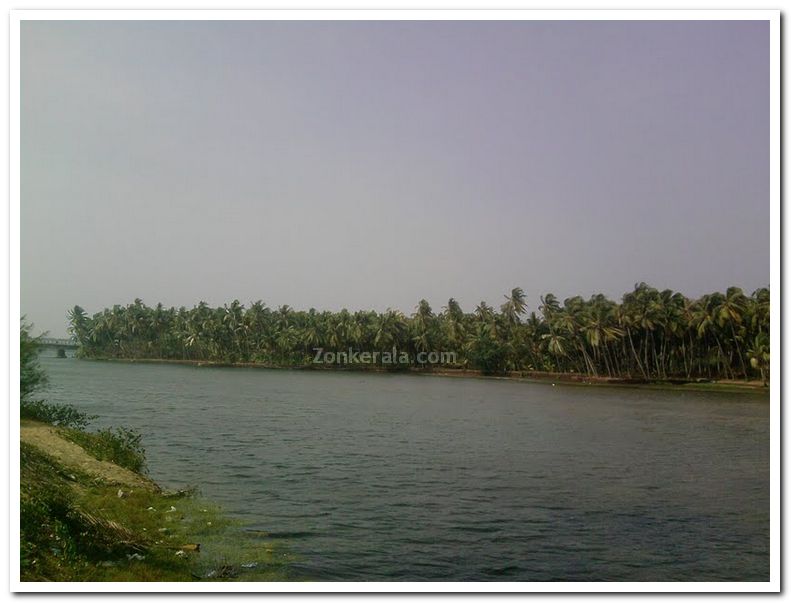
[65,284,771,383]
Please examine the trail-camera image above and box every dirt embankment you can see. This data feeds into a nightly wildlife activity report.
[20,420,157,491]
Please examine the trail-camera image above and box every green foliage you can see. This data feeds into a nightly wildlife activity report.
[61,427,147,474]
[20,400,96,429]
[466,324,509,375]
[747,332,770,385]
[20,319,47,403]
[67,284,771,382]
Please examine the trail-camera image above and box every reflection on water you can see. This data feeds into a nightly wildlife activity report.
[40,358,769,581]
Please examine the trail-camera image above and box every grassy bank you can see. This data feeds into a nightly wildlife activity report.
[20,420,293,582]
[21,322,295,582]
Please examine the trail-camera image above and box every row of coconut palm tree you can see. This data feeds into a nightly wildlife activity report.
[66,283,770,382]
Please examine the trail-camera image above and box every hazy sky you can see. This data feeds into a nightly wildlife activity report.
[21,20,769,337]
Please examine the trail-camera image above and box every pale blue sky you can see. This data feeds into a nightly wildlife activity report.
[21,20,769,336]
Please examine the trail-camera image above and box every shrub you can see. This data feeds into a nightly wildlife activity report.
[20,319,47,403]
[63,427,147,474]
[20,399,96,429]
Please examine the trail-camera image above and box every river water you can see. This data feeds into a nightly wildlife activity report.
[38,357,769,581]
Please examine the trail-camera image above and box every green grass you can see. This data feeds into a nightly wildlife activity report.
[59,426,148,473]
[20,442,294,582]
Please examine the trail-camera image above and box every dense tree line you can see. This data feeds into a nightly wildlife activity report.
[66,283,770,382]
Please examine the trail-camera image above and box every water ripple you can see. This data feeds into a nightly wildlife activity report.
[40,358,770,581]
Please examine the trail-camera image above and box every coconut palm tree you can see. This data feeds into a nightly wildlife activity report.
[68,283,769,382]
[500,287,527,325]
[747,332,770,385]
[715,287,749,378]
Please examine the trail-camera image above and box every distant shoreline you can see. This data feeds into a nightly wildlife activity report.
[70,356,769,393]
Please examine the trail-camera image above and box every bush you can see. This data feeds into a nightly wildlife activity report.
[63,427,147,474]
[21,399,96,430]
[20,320,47,403]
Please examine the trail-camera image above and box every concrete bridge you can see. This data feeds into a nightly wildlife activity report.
[38,337,79,349]
[37,337,79,357]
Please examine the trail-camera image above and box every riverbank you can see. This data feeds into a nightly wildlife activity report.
[20,420,291,582]
[425,368,769,393]
[77,357,769,393]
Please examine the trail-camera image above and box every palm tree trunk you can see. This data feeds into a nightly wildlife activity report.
[730,323,748,379]
[627,328,648,379]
